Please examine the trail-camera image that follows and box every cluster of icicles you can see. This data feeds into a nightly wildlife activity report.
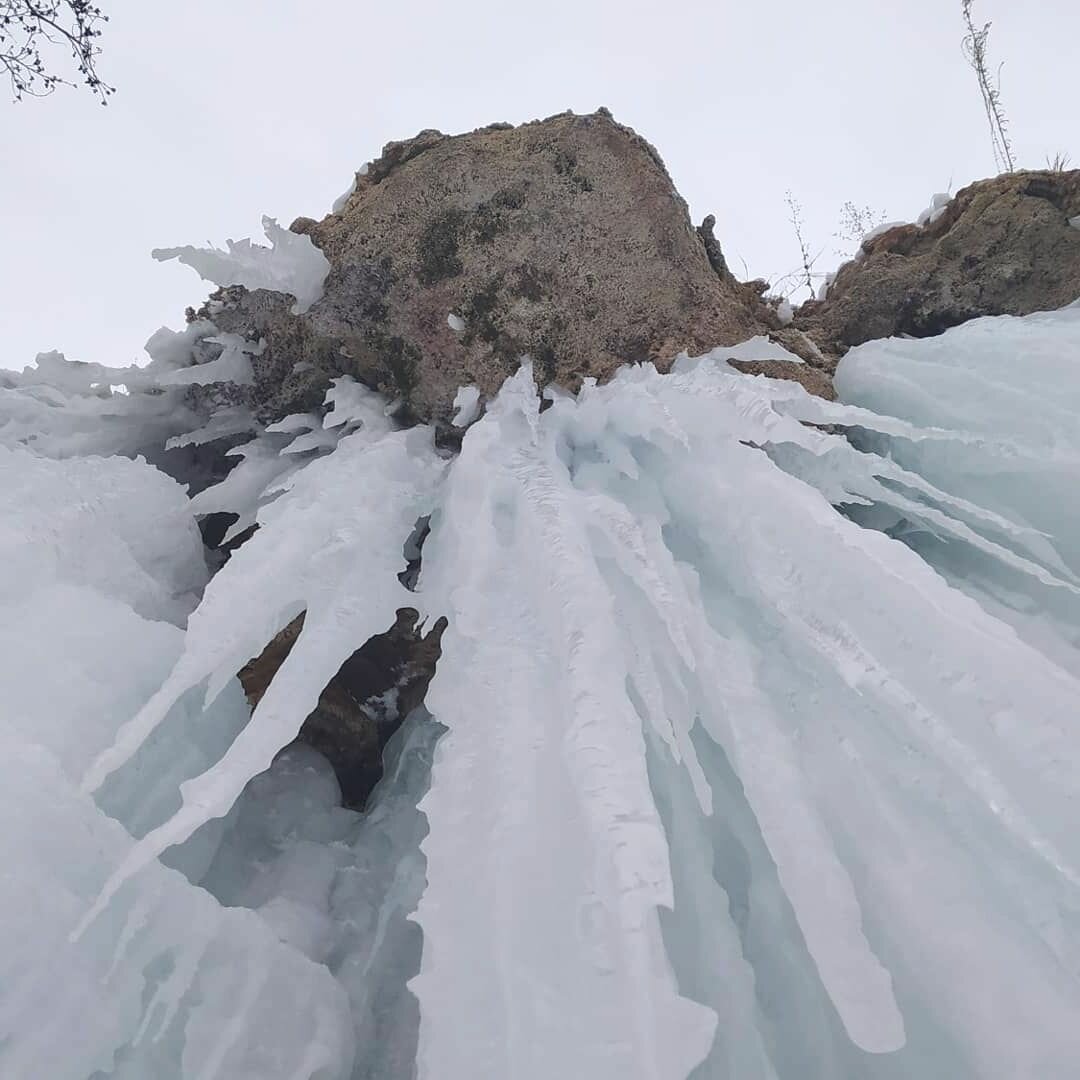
[1,304,1079,1079]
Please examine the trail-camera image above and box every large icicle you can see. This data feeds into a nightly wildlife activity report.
[0,443,355,1080]
[77,421,445,932]
[410,354,1080,1078]
[19,300,1080,1079]
[412,368,717,1080]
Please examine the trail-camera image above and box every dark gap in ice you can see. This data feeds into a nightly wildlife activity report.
[239,608,446,809]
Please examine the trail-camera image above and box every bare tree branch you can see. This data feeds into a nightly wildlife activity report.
[1,1,113,103]
[785,191,819,301]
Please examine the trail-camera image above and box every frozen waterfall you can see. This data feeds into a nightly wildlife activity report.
[1,305,1079,1079]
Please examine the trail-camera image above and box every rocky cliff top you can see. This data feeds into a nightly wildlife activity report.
[185,114,1080,428]
[794,169,1080,363]
[200,109,782,427]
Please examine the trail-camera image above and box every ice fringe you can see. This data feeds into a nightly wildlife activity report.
[153,215,331,314]
[0,446,355,1080]
[5,306,1080,1078]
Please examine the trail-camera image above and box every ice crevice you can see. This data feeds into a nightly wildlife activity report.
[3,306,1080,1078]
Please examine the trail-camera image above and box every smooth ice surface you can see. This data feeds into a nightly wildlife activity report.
[198,709,445,1080]
[834,305,1080,671]
[153,215,331,313]
[0,735,355,1080]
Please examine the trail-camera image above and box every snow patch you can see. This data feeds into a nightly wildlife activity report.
[451,384,481,426]
[917,192,952,226]
[719,335,805,365]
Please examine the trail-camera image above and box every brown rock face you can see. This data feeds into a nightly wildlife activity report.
[794,170,1080,363]
[724,358,836,401]
[239,608,446,809]
[202,110,776,425]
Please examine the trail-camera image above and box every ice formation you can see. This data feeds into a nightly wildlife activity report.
[834,304,1080,674]
[450,383,480,426]
[153,216,331,314]
[2,298,1080,1078]
[0,446,354,1079]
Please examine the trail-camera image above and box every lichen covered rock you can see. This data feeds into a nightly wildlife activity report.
[794,169,1080,362]
[200,110,776,426]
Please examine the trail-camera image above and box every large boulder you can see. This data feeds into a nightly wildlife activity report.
[199,110,778,426]
[794,169,1080,363]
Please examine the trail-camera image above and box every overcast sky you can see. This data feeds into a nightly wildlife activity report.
[2,0,1077,371]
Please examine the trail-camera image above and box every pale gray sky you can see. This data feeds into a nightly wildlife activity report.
[1,0,1076,371]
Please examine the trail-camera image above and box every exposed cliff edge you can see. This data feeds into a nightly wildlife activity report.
[794,169,1080,363]
[189,110,787,426]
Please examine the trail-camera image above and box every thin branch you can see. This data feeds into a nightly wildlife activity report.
[961,0,1014,173]
[785,191,818,300]
[1,1,113,103]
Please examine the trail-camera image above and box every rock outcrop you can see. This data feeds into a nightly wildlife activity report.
[239,608,446,808]
[794,169,1080,363]
[199,109,782,426]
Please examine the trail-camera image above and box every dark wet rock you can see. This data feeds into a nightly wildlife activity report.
[239,608,446,809]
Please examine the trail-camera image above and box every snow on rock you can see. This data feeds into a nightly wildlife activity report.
[157,333,260,387]
[916,192,952,226]
[331,162,370,214]
[0,320,259,466]
[718,334,805,365]
[794,170,1080,357]
[450,384,480,426]
[153,215,331,314]
[859,221,907,250]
